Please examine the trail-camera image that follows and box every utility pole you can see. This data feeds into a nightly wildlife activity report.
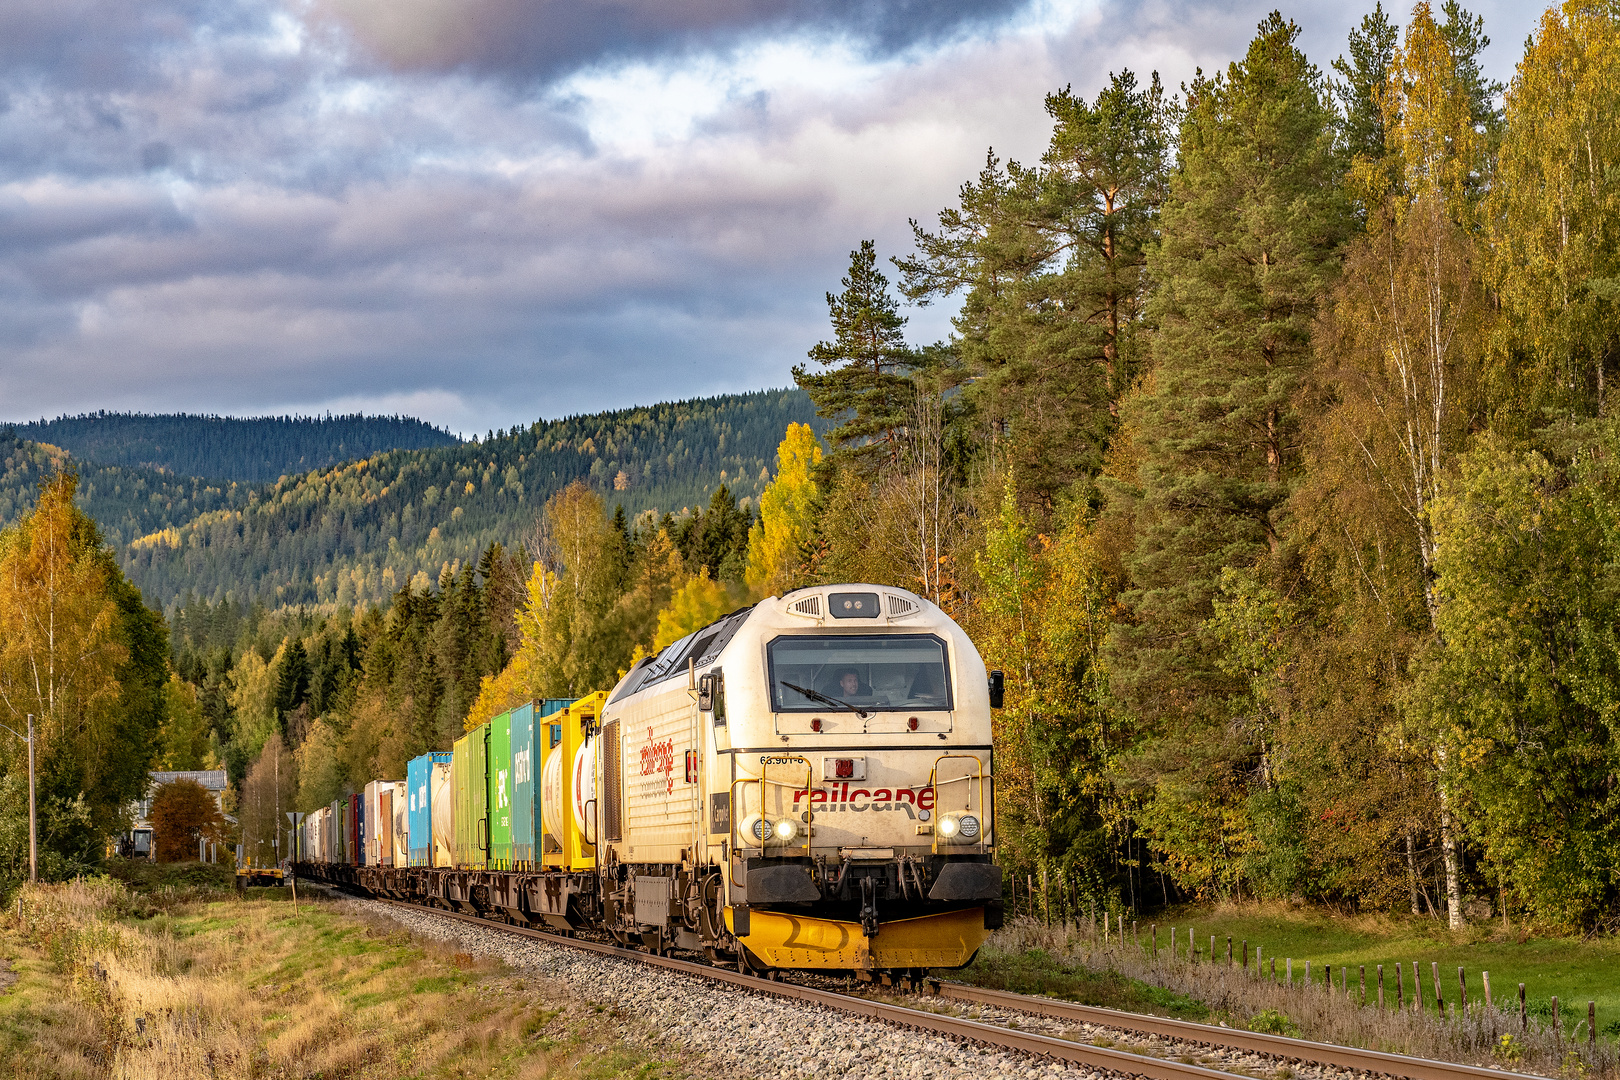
[28,714,35,883]
[1,715,37,883]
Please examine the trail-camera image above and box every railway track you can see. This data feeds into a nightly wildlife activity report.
[334,889,1545,1080]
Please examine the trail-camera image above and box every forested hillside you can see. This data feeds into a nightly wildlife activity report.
[0,433,249,551]
[121,390,816,610]
[8,412,458,484]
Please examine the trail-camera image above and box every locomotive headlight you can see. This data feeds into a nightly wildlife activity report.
[936,814,981,843]
[742,814,772,845]
[773,818,800,842]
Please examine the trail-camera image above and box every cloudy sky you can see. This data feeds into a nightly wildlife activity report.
[0,0,1541,434]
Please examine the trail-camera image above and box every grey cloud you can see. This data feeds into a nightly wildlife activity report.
[1043,0,1537,97]
[0,0,266,90]
[0,0,1547,438]
[312,0,1036,83]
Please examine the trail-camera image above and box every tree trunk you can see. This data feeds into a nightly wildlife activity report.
[1438,768,1464,928]
[1405,828,1421,915]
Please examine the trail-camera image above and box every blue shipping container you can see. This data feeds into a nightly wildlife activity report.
[407,752,453,867]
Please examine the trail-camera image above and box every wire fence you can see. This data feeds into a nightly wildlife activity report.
[986,913,1615,1079]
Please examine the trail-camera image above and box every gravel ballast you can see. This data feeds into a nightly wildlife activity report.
[339,896,1374,1080]
[340,896,1110,1080]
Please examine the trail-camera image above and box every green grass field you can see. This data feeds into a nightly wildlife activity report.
[1127,903,1620,1023]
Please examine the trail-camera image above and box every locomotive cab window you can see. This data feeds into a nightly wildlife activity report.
[768,634,952,712]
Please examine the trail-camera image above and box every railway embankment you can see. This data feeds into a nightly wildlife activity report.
[0,876,683,1079]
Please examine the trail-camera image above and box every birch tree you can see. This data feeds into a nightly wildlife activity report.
[1311,2,1493,926]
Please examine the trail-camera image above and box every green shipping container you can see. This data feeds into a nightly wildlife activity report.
[453,725,490,869]
[488,711,513,869]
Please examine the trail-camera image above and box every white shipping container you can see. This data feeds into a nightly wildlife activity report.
[429,759,454,867]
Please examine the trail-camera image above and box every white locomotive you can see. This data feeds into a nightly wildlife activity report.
[597,583,1002,972]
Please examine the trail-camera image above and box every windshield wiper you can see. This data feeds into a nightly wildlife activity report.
[781,681,870,720]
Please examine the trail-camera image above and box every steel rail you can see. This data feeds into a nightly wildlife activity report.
[325,888,1546,1080]
[924,982,1548,1080]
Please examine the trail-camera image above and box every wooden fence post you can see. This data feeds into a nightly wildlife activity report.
[1152,925,1157,958]
[1227,936,1233,967]
[1589,1002,1596,1059]
[1360,965,1366,1005]
[1520,983,1527,1032]
[1287,958,1293,985]
[1378,965,1384,1009]
[1459,967,1468,1015]
[1553,997,1561,1053]
[1242,940,1248,970]
[1432,962,1443,1013]
[1304,961,1310,987]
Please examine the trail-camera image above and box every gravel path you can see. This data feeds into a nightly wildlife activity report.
[338,896,1114,1080]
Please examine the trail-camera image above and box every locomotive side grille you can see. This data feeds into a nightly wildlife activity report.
[788,595,822,618]
[602,719,623,842]
[886,595,918,617]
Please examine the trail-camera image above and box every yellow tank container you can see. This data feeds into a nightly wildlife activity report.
[540,691,603,872]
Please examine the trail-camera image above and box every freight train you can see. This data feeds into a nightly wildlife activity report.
[296,584,1004,976]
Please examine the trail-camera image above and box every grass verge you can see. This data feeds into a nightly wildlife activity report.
[1135,901,1620,1020]
[947,944,1208,1020]
[0,874,687,1080]
[964,917,1617,1078]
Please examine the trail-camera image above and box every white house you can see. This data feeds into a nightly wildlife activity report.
[122,769,229,858]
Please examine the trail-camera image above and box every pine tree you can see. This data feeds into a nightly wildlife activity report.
[1333,3,1400,162]
[1042,69,1171,408]
[1107,12,1350,895]
[899,76,1170,507]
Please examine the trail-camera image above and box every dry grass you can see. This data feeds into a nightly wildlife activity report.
[0,877,686,1080]
[979,916,1615,1079]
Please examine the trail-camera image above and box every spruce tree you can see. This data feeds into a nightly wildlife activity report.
[1107,12,1350,892]
[794,241,916,475]
[273,637,311,724]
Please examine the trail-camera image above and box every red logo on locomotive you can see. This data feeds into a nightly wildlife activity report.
[640,728,676,794]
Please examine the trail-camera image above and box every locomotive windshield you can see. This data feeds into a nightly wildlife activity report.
[767,634,952,712]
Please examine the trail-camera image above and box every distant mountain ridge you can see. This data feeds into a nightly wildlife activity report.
[8,411,460,484]
[0,390,821,613]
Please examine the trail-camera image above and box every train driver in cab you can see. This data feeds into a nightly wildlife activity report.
[832,667,874,704]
